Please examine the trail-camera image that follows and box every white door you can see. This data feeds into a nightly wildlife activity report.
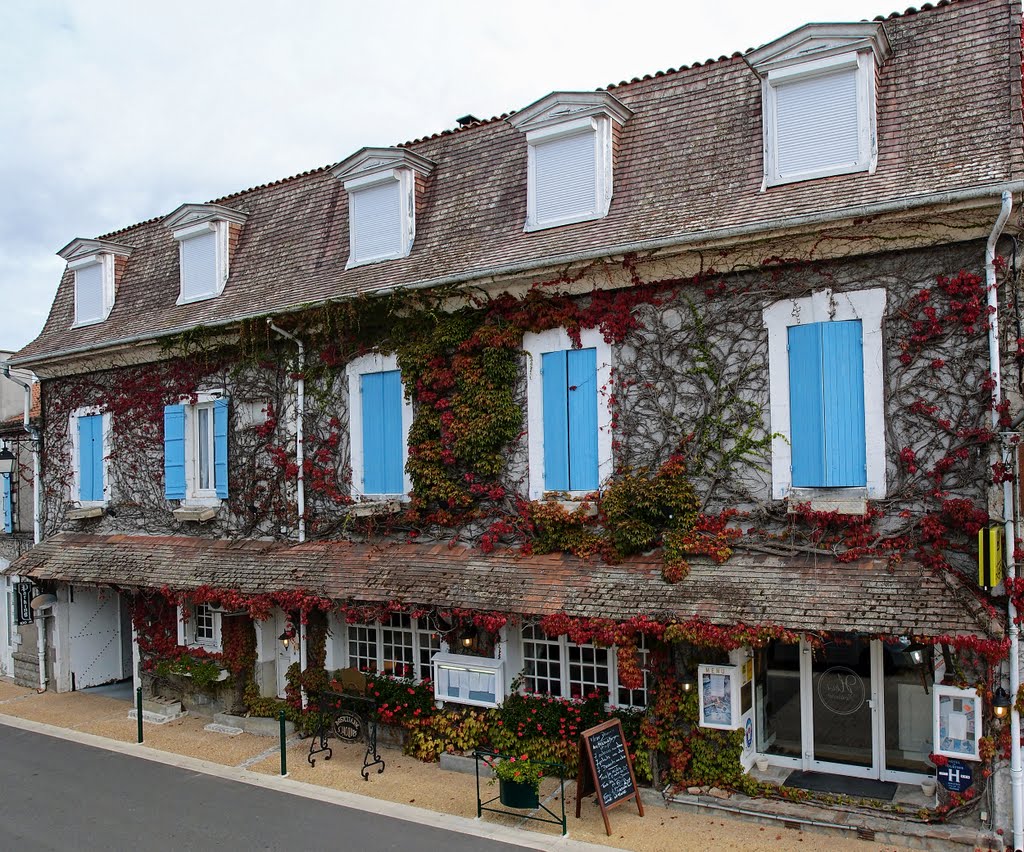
[0,572,14,677]
[68,585,122,689]
[275,610,300,699]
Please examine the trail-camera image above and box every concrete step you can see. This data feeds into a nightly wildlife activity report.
[128,696,187,725]
[213,713,295,737]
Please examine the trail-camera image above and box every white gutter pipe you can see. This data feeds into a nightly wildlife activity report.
[266,322,305,544]
[985,190,1021,851]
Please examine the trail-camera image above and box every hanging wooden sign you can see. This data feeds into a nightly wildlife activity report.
[575,718,644,835]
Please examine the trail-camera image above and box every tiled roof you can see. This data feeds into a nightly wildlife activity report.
[0,383,40,432]
[7,533,1002,639]
[14,0,1023,366]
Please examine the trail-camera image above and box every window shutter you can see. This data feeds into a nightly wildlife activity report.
[75,263,105,324]
[775,67,860,178]
[541,351,570,491]
[566,348,599,491]
[350,181,403,264]
[2,473,11,534]
[821,321,866,487]
[788,324,826,487]
[163,404,187,500]
[213,398,229,499]
[361,371,404,494]
[180,230,218,300]
[78,414,104,502]
[533,130,597,225]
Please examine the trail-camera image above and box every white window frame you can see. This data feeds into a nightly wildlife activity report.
[525,115,613,232]
[345,352,413,501]
[173,220,230,305]
[177,603,222,652]
[344,168,416,268]
[69,406,111,507]
[344,616,440,682]
[762,51,877,188]
[523,327,613,500]
[70,254,116,327]
[762,287,887,500]
[179,392,223,506]
[520,624,647,708]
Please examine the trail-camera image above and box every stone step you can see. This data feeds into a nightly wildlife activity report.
[141,697,184,717]
[213,713,295,737]
[203,722,243,736]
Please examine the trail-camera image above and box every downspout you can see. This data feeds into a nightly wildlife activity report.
[985,190,1021,851]
[2,363,46,691]
[266,322,305,544]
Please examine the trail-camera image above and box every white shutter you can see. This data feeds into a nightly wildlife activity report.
[775,67,860,178]
[180,230,218,300]
[350,180,403,263]
[74,263,105,324]
[533,130,597,225]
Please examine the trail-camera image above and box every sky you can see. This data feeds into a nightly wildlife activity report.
[0,0,901,354]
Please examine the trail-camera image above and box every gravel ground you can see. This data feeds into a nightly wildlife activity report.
[0,683,915,851]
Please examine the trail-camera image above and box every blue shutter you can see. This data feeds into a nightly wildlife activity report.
[788,324,826,487]
[821,321,866,487]
[78,415,103,502]
[214,398,229,499]
[567,348,599,491]
[163,405,187,500]
[541,351,570,491]
[362,371,404,494]
[2,474,11,533]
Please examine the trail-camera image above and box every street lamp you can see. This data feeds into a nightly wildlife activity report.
[0,446,14,476]
[906,642,928,667]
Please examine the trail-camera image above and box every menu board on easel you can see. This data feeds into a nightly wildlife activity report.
[575,718,644,836]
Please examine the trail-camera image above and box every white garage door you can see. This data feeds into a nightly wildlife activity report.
[69,586,122,689]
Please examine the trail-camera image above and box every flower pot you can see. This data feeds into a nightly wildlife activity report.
[755,757,770,772]
[499,778,540,809]
[920,779,937,797]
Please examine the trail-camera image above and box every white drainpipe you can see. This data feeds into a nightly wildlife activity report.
[266,322,305,544]
[985,190,1021,851]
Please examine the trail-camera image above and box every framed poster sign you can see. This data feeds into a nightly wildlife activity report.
[933,685,980,760]
[698,664,741,730]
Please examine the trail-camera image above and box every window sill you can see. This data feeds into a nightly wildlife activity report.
[786,487,868,516]
[348,498,403,517]
[66,506,105,520]
[176,290,222,306]
[173,506,219,523]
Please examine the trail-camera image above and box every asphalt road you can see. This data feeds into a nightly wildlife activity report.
[0,724,531,852]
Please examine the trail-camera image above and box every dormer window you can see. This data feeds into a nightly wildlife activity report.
[508,92,632,232]
[332,148,436,269]
[57,238,133,328]
[162,203,248,305]
[746,22,891,187]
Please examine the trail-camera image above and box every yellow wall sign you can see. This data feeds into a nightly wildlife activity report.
[978,526,1003,591]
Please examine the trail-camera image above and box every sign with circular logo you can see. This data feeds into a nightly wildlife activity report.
[937,759,974,793]
[744,717,754,748]
[817,666,867,715]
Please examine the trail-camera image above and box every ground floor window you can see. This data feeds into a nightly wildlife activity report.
[521,624,648,707]
[348,615,440,681]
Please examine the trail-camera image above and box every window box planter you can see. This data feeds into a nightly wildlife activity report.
[499,778,540,810]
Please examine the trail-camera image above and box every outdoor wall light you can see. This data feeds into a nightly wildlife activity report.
[993,686,1012,720]
[279,621,297,649]
[461,627,478,650]
[906,642,928,667]
[0,446,14,475]
[680,669,695,693]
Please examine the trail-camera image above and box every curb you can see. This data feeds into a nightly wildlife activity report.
[0,712,611,852]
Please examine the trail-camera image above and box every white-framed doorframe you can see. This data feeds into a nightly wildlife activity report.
[757,637,928,784]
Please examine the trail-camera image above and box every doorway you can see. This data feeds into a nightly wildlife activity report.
[755,635,932,783]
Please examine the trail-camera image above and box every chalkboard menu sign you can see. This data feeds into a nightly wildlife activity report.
[575,719,644,835]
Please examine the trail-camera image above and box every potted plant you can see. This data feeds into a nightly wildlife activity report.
[491,754,544,809]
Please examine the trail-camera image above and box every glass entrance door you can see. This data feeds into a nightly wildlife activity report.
[808,637,876,777]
